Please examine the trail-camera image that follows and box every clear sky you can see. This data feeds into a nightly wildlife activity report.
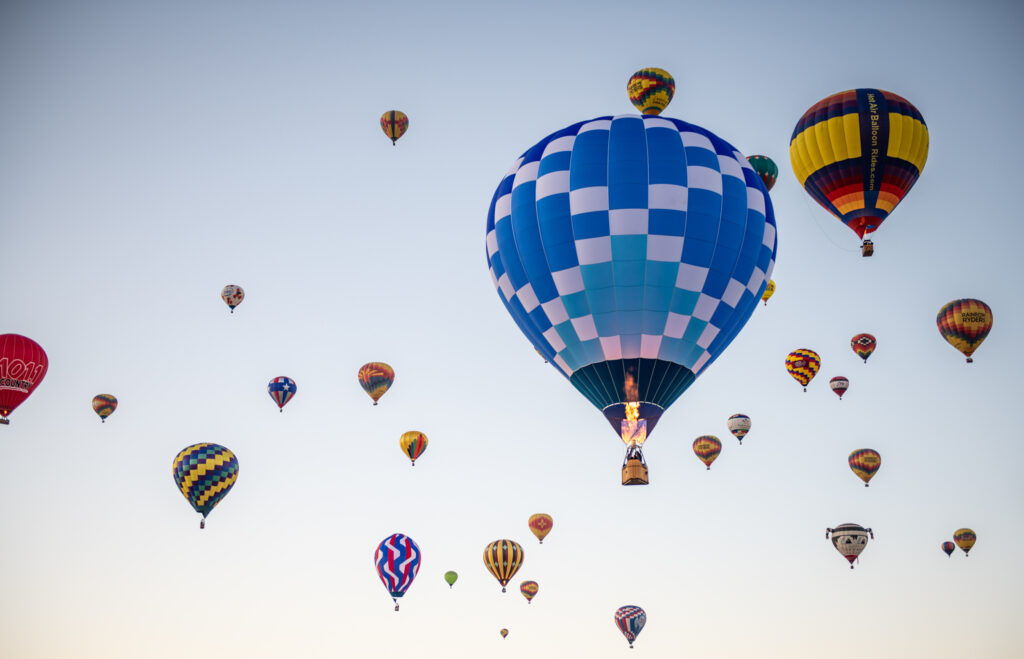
[2,1,1022,657]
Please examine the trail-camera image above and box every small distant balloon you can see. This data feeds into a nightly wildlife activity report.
[399,431,428,466]
[747,155,779,191]
[848,449,881,487]
[626,68,674,115]
[786,349,820,391]
[172,443,239,529]
[267,376,297,412]
[761,279,775,305]
[953,528,976,556]
[92,394,117,422]
[358,362,395,405]
[380,110,409,145]
[727,414,751,445]
[500,628,509,639]
[826,523,873,569]
[614,605,647,649]
[851,333,876,363]
[528,513,553,544]
[941,541,955,557]
[693,435,722,470]
[221,285,244,313]
[937,299,992,363]
[830,376,849,400]
[444,571,458,588]
[520,580,539,604]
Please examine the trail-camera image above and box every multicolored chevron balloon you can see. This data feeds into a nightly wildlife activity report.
[848,449,881,486]
[936,299,992,363]
[747,155,778,191]
[374,533,422,610]
[91,394,117,422]
[358,362,395,405]
[851,333,876,362]
[785,349,820,391]
[172,443,239,529]
[693,435,722,470]
[626,68,675,115]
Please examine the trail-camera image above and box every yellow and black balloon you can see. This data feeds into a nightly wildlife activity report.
[627,68,674,115]
[380,110,409,145]
[172,443,239,529]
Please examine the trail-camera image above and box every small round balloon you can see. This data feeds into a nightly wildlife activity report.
[851,333,876,363]
[92,394,118,422]
[520,580,539,603]
[627,68,674,115]
[528,513,553,544]
[399,431,428,466]
[747,155,779,191]
[826,523,873,569]
[941,541,955,557]
[726,414,750,445]
[500,628,509,639]
[848,449,881,486]
[267,376,297,412]
[358,362,395,405]
[937,299,992,363]
[830,376,849,400]
[953,528,976,556]
[444,571,458,588]
[761,279,775,306]
[693,435,722,470]
[221,285,244,312]
[786,349,820,391]
[380,110,409,145]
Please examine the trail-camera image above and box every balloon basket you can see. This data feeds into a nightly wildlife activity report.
[0,418,8,425]
[622,459,649,486]
[861,240,874,257]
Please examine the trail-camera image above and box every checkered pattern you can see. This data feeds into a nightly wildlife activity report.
[172,443,239,517]
[486,115,776,382]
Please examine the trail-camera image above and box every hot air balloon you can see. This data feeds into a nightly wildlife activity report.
[830,376,849,400]
[937,299,992,363]
[790,89,928,256]
[380,110,409,145]
[626,68,674,115]
[726,413,750,444]
[520,580,539,604]
[693,435,722,470]
[614,605,647,649]
[953,528,976,556]
[172,443,239,529]
[826,524,873,569]
[221,285,244,312]
[0,334,48,425]
[358,362,395,405]
[747,155,778,191]
[444,571,458,588]
[399,431,428,466]
[483,539,524,593]
[786,349,820,391]
[375,533,421,610]
[500,628,509,639]
[942,541,955,557]
[848,449,881,486]
[761,279,775,305]
[851,333,876,363]
[486,111,777,487]
[92,394,117,422]
[528,513,553,544]
[267,376,297,412]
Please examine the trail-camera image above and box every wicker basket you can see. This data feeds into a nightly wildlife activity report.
[861,240,874,257]
[622,458,649,485]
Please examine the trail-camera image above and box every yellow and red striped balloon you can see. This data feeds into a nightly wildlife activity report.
[626,68,675,115]
[785,349,820,391]
[848,449,881,486]
[936,299,992,363]
[91,394,118,422]
[520,580,539,603]
[483,539,524,592]
[693,435,722,470]
[399,431,428,466]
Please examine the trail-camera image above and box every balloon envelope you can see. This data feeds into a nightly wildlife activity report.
[380,110,409,144]
[358,362,395,404]
[614,605,647,648]
[500,628,509,639]
[221,285,244,312]
[786,349,820,390]
[790,89,928,242]
[747,155,778,191]
[626,68,675,115]
[830,376,849,399]
[851,333,876,362]
[399,431,428,465]
[172,443,239,523]
[483,539,524,592]
[937,299,992,363]
[0,334,48,424]
[726,414,750,444]
[486,114,777,442]
[528,513,553,543]
[942,541,955,557]
[953,528,976,555]
[444,571,458,587]
[520,580,539,603]
[761,279,775,305]
[91,394,117,421]
[693,435,722,469]
[826,523,872,568]
[848,449,881,486]
[267,376,297,410]
[375,533,421,609]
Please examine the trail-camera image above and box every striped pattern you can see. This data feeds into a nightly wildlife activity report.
[851,333,876,362]
[380,110,409,145]
[374,533,421,605]
[785,348,820,389]
[221,284,244,312]
[519,580,539,603]
[0,333,49,420]
[614,605,647,648]
[941,541,955,557]
[848,449,881,486]
[627,68,675,115]
[486,115,776,437]
[761,279,775,305]
[936,299,992,363]
[830,376,849,399]
[91,394,118,421]
[693,435,722,469]
[267,376,297,410]
[399,431,428,465]
[790,89,928,240]
[358,362,395,404]
[827,523,872,568]
[483,539,524,592]
[527,513,553,543]
[726,413,750,444]
[171,443,239,518]
[747,155,778,191]
[953,528,976,555]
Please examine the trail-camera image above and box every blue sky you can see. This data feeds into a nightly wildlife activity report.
[2,1,1022,657]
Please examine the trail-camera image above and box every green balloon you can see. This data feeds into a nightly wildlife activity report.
[444,571,458,588]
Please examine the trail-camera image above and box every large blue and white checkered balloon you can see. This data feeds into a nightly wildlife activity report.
[486,115,777,435]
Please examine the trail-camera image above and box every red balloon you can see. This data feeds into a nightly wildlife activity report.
[0,334,49,424]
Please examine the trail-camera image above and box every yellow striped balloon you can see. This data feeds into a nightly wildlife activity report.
[848,449,881,486]
[520,580,539,603]
[627,68,675,115]
[483,539,524,592]
[399,430,428,466]
[693,435,722,470]
[785,349,820,391]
